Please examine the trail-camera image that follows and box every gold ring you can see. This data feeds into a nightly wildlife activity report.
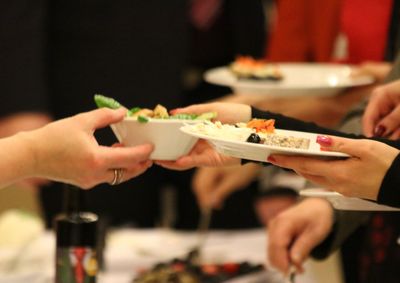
[110,168,124,185]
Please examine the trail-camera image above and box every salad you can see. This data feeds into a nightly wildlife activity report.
[94,94,217,123]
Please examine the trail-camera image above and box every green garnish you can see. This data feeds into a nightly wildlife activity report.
[128,107,141,116]
[137,115,149,123]
[195,112,217,120]
[170,113,198,120]
[94,94,122,109]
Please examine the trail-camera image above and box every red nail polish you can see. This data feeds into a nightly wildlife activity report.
[374,125,386,137]
[267,156,276,163]
[316,135,332,147]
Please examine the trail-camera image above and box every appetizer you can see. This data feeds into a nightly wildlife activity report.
[189,119,310,150]
[133,252,264,283]
[94,94,217,123]
[229,56,283,81]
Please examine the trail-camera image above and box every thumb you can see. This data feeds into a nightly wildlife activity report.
[316,135,365,157]
[88,108,127,130]
[289,228,322,271]
[170,104,211,115]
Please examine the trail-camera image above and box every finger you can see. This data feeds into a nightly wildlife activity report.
[123,160,153,180]
[315,135,370,157]
[268,221,296,274]
[101,161,153,186]
[155,157,195,171]
[295,171,330,188]
[192,169,220,208]
[362,87,390,136]
[389,128,400,140]
[373,106,400,137]
[170,104,213,115]
[289,227,326,270]
[100,143,154,168]
[268,155,335,176]
[212,177,242,208]
[362,81,400,136]
[85,108,127,130]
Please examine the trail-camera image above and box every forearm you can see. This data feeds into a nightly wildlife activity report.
[0,132,36,188]
[251,107,400,149]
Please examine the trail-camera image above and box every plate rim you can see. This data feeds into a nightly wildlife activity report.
[204,63,374,91]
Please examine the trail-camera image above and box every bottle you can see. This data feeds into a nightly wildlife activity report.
[55,186,99,283]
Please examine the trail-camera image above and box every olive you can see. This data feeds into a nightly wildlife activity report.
[246,133,261,144]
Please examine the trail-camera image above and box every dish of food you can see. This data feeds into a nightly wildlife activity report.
[229,56,283,81]
[94,94,216,122]
[180,121,349,162]
[93,95,216,160]
[133,251,266,283]
[300,189,400,211]
[205,63,374,97]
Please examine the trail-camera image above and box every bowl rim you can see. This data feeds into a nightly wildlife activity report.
[122,117,206,123]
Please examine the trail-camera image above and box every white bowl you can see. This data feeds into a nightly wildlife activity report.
[111,118,199,160]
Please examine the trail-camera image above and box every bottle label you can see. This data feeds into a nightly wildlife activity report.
[56,246,97,283]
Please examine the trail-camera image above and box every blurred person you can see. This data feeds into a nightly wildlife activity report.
[158,52,400,281]
[195,0,397,225]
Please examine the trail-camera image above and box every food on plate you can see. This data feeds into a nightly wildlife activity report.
[133,253,264,283]
[229,56,283,81]
[94,94,217,123]
[188,120,311,150]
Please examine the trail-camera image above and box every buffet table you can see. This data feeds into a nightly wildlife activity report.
[0,214,343,283]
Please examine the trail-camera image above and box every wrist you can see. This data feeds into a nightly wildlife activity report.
[17,130,43,179]
[14,131,38,179]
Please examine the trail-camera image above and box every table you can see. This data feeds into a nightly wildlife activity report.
[0,225,343,283]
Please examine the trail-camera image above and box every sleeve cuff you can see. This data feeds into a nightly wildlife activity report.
[377,153,400,208]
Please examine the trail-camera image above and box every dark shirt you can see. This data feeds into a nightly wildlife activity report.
[251,107,400,208]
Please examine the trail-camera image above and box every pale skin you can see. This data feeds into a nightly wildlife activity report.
[363,79,400,139]
[268,135,399,201]
[156,102,250,170]
[267,198,334,275]
[0,108,153,189]
[192,163,261,209]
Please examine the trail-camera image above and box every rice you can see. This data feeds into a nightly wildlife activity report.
[190,121,310,150]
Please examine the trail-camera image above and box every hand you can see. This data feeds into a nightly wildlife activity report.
[267,135,399,200]
[26,108,154,189]
[363,79,400,138]
[267,198,333,275]
[155,139,239,170]
[255,195,297,226]
[192,163,261,209]
[171,102,252,124]
[351,61,392,83]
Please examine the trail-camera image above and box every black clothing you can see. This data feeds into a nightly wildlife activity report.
[251,107,400,208]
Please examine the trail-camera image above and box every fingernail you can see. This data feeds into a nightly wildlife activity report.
[316,135,332,147]
[374,125,386,137]
[291,252,301,263]
[267,156,276,163]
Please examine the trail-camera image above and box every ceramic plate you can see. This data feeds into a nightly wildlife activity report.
[204,63,374,97]
[300,188,400,211]
[181,124,348,163]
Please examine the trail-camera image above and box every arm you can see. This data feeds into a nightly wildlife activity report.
[0,108,153,189]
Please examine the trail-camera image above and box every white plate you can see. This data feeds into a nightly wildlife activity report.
[181,125,349,162]
[204,63,374,97]
[300,188,400,211]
